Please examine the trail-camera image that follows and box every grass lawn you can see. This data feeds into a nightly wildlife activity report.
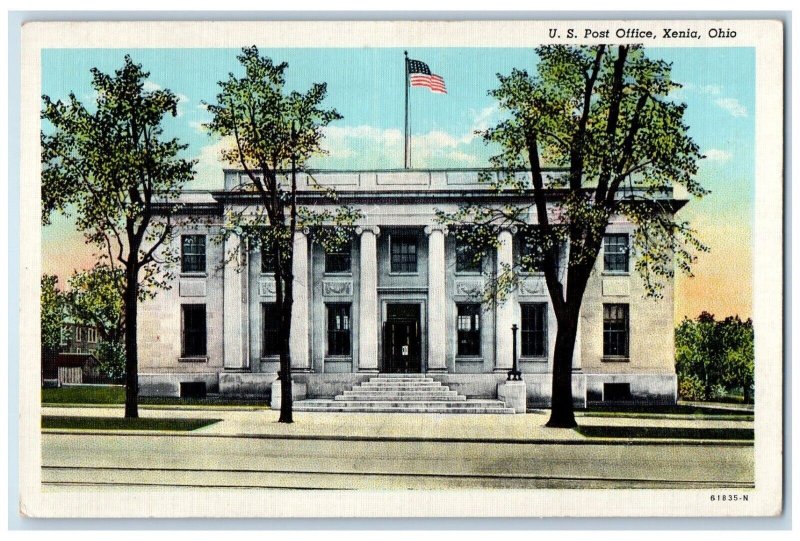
[41,386,267,407]
[575,425,754,441]
[41,415,220,431]
[42,385,125,404]
[579,404,753,419]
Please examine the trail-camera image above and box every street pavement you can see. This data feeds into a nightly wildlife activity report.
[41,406,754,490]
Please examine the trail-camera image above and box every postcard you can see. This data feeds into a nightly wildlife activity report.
[18,18,783,518]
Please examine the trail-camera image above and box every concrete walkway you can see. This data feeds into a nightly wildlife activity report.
[42,405,753,443]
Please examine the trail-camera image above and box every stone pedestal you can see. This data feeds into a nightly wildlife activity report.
[498,380,527,413]
[271,379,308,409]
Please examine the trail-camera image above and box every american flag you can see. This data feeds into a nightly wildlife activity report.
[407,58,447,94]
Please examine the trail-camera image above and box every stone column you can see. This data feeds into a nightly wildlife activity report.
[495,227,516,371]
[223,236,248,370]
[357,226,380,372]
[289,229,310,371]
[425,225,448,373]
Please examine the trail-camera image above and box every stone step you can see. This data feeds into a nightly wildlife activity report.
[337,391,465,401]
[374,374,430,379]
[369,377,435,383]
[358,381,442,389]
[294,399,514,414]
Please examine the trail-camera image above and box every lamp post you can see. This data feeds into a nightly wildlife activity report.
[507,324,522,381]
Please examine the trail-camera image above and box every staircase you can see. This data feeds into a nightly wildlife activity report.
[293,374,514,414]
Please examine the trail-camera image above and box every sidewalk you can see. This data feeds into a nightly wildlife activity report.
[41,405,753,444]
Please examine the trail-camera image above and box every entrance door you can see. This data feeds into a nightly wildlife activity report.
[383,304,422,373]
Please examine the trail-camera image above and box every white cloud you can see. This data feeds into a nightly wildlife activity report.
[703,149,732,162]
[714,97,748,118]
[142,80,162,92]
[189,121,208,133]
[317,122,494,169]
[189,137,238,190]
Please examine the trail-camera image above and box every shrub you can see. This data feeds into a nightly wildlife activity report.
[678,374,705,401]
[95,341,126,382]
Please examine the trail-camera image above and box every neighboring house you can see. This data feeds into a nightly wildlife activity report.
[59,319,100,355]
[137,168,683,406]
[42,318,100,382]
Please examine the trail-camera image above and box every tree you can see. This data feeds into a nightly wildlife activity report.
[205,46,360,423]
[41,275,65,354]
[437,45,706,427]
[675,313,754,403]
[41,56,195,418]
[66,265,126,382]
[66,264,124,344]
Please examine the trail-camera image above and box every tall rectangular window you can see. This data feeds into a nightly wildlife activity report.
[327,304,351,356]
[261,248,276,274]
[325,241,352,274]
[181,235,206,273]
[521,303,548,357]
[603,303,629,357]
[518,231,557,273]
[182,304,207,357]
[455,237,481,273]
[60,326,69,346]
[391,235,418,273]
[262,303,280,356]
[456,304,481,356]
[86,327,98,343]
[603,234,629,273]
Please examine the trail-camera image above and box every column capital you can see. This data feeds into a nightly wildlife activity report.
[294,227,310,237]
[424,224,449,236]
[356,225,381,237]
[498,225,519,236]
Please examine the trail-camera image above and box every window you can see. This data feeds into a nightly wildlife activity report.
[518,230,557,273]
[261,248,276,274]
[391,235,418,273]
[603,234,629,273]
[262,303,281,356]
[603,383,632,401]
[181,235,206,273]
[327,304,351,356]
[182,305,207,357]
[455,237,481,273]
[603,304,629,357]
[60,326,69,346]
[325,241,352,274]
[456,304,481,356]
[86,327,98,343]
[521,303,548,357]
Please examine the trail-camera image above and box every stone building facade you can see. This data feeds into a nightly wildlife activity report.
[137,168,683,406]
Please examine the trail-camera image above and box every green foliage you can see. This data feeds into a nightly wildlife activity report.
[677,374,705,401]
[95,341,126,381]
[437,45,707,301]
[41,275,65,351]
[41,55,196,296]
[66,264,124,342]
[675,312,754,402]
[205,45,362,275]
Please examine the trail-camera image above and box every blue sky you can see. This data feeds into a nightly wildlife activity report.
[41,46,755,320]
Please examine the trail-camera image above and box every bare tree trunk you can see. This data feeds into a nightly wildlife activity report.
[546,315,578,428]
[124,263,139,419]
[277,245,295,424]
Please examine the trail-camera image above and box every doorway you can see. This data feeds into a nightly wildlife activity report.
[383,304,422,373]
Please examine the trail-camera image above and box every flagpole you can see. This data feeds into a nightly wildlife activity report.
[404,50,409,169]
